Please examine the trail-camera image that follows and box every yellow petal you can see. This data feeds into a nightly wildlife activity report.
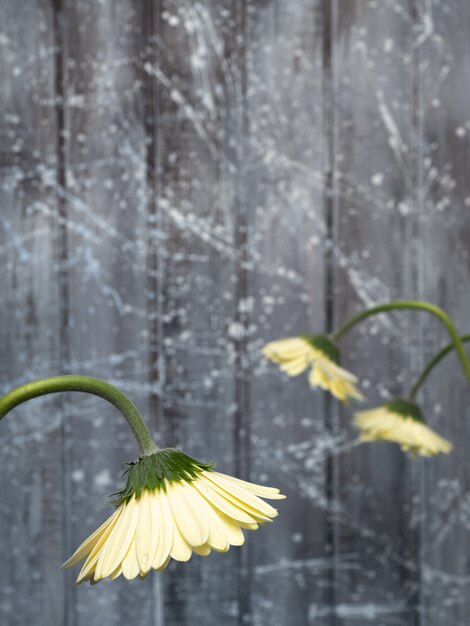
[203,472,278,519]
[156,555,171,572]
[122,537,140,580]
[279,355,310,376]
[62,507,121,569]
[181,483,229,552]
[76,510,123,584]
[95,498,139,580]
[193,544,211,556]
[217,513,245,546]
[135,490,158,573]
[198,475,272,523]
[192,479,259,525]
[152,490,173,570]
[211,472,285,500]
[110,565,122,580]
[310,360,363,402]
[168,500,192,562]
[167,481,209,547]
[262,338,312,360]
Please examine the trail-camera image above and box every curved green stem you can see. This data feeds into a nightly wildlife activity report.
[0,376,157,456]
[331,300,470,388]
[409,334,470,400]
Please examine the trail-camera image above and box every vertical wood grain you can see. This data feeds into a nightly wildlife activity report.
[244,2,332,624]
[150,2,242,623]
[332,2,419,624]
[56,2,152,624]
[417,1,470,623]
[0,1,64,624]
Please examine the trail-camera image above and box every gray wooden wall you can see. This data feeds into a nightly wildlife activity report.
[1,1,469,624]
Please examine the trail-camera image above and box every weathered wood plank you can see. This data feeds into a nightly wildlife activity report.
[244,2,333,624]
[332,2,420,624]
[0,1,64,625]
[55,2,153,624]
[150,2,242,623]
[417,1,470,623]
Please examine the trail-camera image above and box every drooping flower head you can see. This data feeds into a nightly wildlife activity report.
[62,448,285,584]
[354,399,453,457]
[262,335,363,402]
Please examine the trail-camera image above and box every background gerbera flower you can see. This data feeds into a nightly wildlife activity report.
[62,449,285,584]
[262,335,363,402]
[354,399,453,457]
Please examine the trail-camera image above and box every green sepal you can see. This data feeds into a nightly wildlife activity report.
[301,334,340,364]
[111,448,215,506]
[386,398,424,423]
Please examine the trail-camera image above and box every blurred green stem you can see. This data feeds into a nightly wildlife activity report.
[331,300,470,391]
[409,335,470,400]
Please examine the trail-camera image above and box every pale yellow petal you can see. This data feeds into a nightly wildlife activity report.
[211,472,285,500]
[135,490,158,573]
[77,571,95,585]
[193,544,211,556]
[279,355,310,376]
[169,512,192,562]
[156,555,171,572]
[310,360,363,402]
[167,481,209,547]
[203,472,278,519]
[110,565,122,580]
[122,537,140,580]
[95,497,139,580]
[262,338,308,358]
[192,478,259,525]
[152,489,173,570]
[217,513,245,546]
[76,510,124,584]
[182,483,229,552]
[62,507,121,569]
[198,474,272,523]
[157,486,191,562]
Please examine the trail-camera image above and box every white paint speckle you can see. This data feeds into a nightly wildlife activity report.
[72,469,85,483]
[227,321,246,340]
[94,469,112,488]
[238,297,254,314]
[398,201,410,216]
[371,173,384,187]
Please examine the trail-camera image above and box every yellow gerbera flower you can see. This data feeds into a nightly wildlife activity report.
[62,449,285,584]
[354,399,453,457]
[262,335,363,402]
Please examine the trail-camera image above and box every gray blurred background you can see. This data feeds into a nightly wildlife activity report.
[1,1,470,625]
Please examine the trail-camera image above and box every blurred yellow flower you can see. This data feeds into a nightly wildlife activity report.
[262,335,363,402]
[62,449,285,584]
[354,399,452,457]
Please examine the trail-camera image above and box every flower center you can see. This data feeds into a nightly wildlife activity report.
[386,398,425,423]
[113,448,214,505]
[302,334,340,364]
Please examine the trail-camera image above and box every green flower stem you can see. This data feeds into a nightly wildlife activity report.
[331,300,470,389]
[0,376,158,456]
[409,335,470,400]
